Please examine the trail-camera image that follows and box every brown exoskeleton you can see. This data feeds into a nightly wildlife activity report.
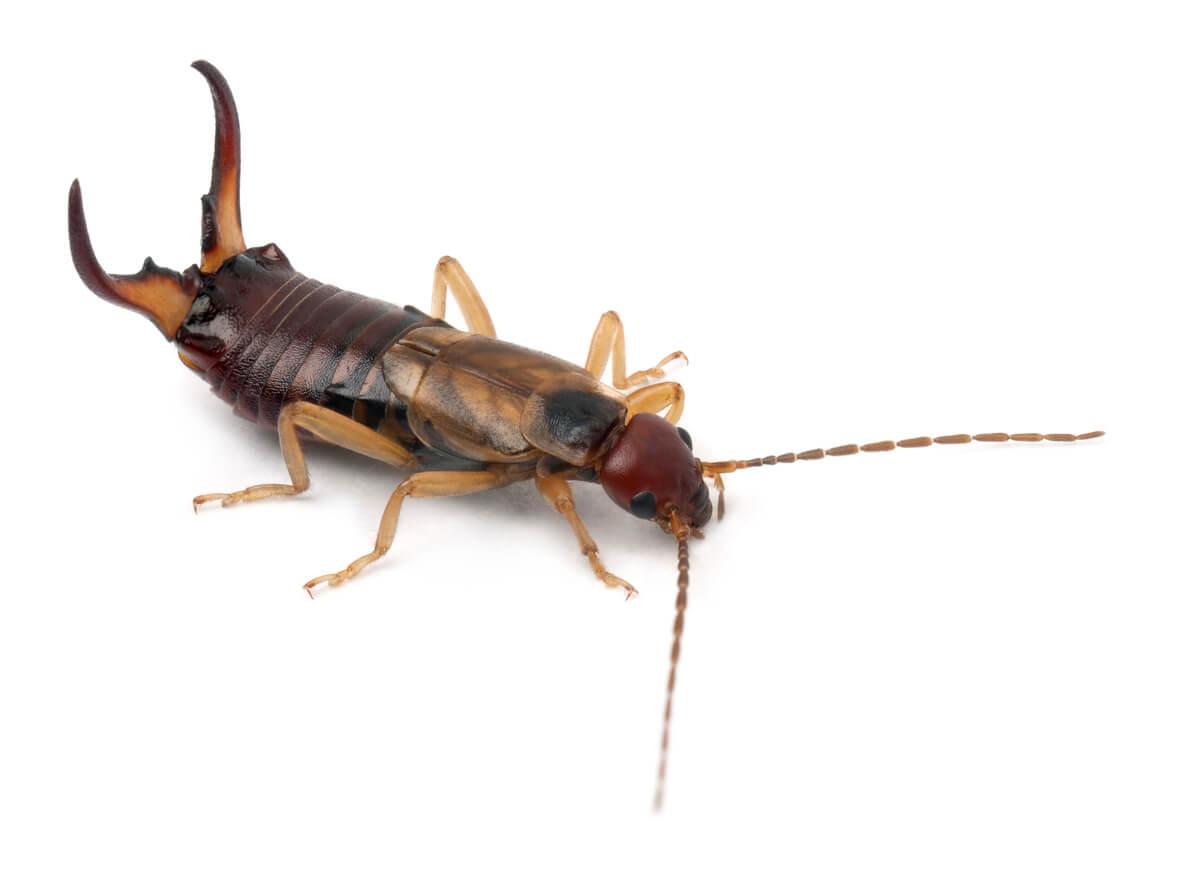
[68,62,1104,809]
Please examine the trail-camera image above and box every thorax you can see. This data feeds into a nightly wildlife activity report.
[383,326,628,466]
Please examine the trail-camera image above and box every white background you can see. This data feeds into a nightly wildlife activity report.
[2,2,1184,880]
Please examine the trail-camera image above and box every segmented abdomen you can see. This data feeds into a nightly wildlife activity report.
[181,269,433,434]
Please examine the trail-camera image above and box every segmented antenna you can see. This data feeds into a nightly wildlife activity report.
[654,513,691,812]
[701,430,1105,519]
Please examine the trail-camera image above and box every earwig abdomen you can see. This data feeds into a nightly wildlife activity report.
[177,247,437,441]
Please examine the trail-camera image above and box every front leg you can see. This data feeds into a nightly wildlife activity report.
[534,472,637,599]
[626,382,685,425]
[584,310,686,389]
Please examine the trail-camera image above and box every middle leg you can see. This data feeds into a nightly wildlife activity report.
[304,465,527,596]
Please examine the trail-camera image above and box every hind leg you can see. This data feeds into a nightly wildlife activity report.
[193,402,416,510]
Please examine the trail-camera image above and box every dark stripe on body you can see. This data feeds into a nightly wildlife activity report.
[291,298,394,413]
[324,310,423,413]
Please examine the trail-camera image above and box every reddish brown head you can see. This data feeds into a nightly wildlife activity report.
[600,413,712,529]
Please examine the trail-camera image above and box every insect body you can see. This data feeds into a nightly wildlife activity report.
[68,62,1103,809]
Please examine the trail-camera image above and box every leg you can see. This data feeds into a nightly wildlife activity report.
[430,256,496,337]
[305,466,524,596]
[534,473,636,599]
[193,401,416,510]
[626,382,685,425]
[584,310,686,389]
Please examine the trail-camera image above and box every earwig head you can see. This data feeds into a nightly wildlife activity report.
[67,61,248,339]
[600,413,713,529]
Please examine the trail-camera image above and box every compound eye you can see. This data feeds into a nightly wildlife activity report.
[629,491,657,519]
[677,427,693,450]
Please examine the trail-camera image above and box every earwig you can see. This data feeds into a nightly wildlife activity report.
[68,62,1104,810]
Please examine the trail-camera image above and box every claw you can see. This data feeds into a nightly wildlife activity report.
[603,573,637,600]
[304,573,342,595]
[625,351,688,388]
[303,551,380,597]
[192,492,240,510]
